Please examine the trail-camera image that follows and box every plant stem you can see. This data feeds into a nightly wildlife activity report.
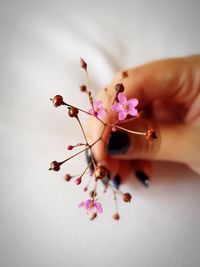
[115,125,146,136]
[76,116,97,168]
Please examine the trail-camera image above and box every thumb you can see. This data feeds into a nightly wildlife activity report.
[106,119,199,165]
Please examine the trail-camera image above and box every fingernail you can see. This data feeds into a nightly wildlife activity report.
[85,149,95,173]
[111,174,121,189]
[85,150,111,184]
[135,170,149,187]
[107,131,130,155]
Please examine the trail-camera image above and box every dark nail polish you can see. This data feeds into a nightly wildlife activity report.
[135,170,149,187]
[111,174,121,189]
[85,149,95,173]
[107,131,130,155]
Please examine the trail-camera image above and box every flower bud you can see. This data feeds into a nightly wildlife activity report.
[68,107,79,118]
[49,161,60,171]
[145,129,157,141]
[93,165,108,180]
[64,174,72,181]
[67,145,73,150]
[123,193,132,202]
[121,71,128,79]
[112,213,120,220]
[115,83,124,93]
[90,190,97,198]
[94,111,98,117]
[80,85,87,92]
[80,58,87,70]
[90,212,97,220]
[51,95,63,107]
[75,177,82,185]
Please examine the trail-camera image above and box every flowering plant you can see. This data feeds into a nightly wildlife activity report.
[49,58,157,220]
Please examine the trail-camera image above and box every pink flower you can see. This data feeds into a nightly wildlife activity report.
[78,199,103,214]
[111,93,138,121]
[88,100,106,119]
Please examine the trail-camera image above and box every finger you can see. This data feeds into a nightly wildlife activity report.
[107,160,131,189]
[87,56,196,162]
[131,160,153,187]
[117,160,131,183]
[106,118,200,166]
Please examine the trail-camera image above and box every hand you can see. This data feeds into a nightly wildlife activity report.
[86,55,200,179]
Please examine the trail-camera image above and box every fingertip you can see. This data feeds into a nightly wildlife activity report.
[102,156,120,178]
[91,137,107,162]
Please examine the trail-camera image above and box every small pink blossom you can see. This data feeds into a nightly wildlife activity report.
[78,199,103,214]
[111,93,138,121]
[88,100,106,119]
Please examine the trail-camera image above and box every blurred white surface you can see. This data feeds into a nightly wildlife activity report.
[0,0,200,266]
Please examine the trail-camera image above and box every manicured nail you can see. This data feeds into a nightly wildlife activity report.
[135,170,149,187]
[111,174,121,189]
[85,149,95,173]
[107,131,130,155]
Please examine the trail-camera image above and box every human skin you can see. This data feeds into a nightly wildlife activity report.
[86,55,200,178]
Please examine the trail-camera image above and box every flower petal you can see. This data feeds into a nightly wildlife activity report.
[128,108,138,116]
[118,109,127,120]
[94,202,101,208]
[78,201,86,208]
[97,108,106,119]
[88,108,95,115]
[94,202,103,213]
[85,200,92,208]
[95,100,103,109]
[118,93,127,105]
[127,98,138,108]
[111,102,122,112]
[96,206,103,213]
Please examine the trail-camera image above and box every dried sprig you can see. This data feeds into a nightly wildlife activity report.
[49,58,157,220]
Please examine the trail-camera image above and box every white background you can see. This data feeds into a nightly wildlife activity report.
[0,0,200,266]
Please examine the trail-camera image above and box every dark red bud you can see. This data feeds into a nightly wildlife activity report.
[112,213,120,220]
[123,193,132,202]
[64,174,72,181]
[90,212,97,220]
[121,71,128,79]
[80,58,87,70]
[67,145,73,150]
[145,129,157,141]
[80,85,87,92]
[115,83,124,93]
[93,165,108,180]
[49,161,60,171]
[75,177,82,185]
[68,107,79,118]
[90,190,97,198]
[51,95,63,107]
